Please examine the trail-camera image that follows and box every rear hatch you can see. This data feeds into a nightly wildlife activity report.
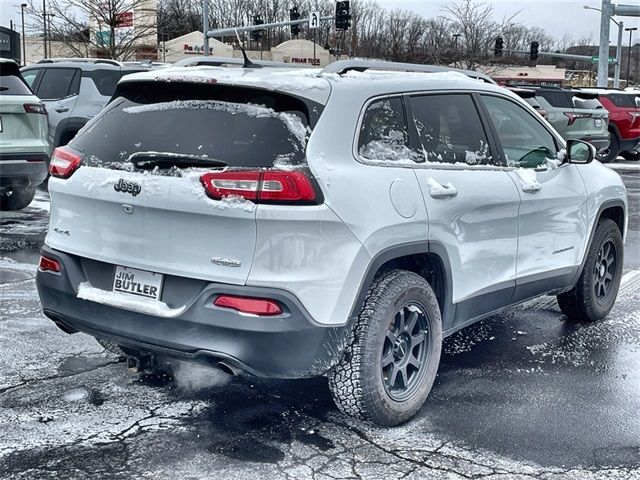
[46,79,322,286]
[0,63,48,154]
[570,92,609,137]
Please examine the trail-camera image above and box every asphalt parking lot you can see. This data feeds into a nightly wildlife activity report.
[0,168,639,480]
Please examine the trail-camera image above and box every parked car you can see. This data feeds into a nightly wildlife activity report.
[20,59,153,149]
[507,86,549,120]
[581,88,640,161]
[37,60,627,426]
[512,85,610,160]
[0,59,49,210]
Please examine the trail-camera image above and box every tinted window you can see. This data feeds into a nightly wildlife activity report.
[410,94,494,165]
[0,73,32,95]
[573,96,604,110]
[524,97,543,109]
[607,93,636,108]
[482,95,557,168]
[37,68,78,100]
[71,82,314,170]
[86,69,123,96]
[537,90,572,108]
[358,97,419,162]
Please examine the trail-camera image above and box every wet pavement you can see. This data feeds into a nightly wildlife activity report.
[1,171,639,480]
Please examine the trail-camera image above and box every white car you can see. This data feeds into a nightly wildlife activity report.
[0,59,49,210]
[37,60,627,426]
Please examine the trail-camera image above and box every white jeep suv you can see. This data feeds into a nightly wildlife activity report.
[36,60,627,426]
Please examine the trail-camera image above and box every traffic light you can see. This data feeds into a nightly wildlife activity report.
[290,7,300,36]
[335,1,351,31]
[494,37,504,57]
[251,14,264,42]
[529,41,539,61]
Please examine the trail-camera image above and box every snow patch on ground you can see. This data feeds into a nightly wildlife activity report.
[0,257,36,272]
[77,282,186,318]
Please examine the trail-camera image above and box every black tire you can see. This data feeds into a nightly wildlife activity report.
[0,186,36,211]
[620,151,640,161]
[596,134,620,163]
[95,337,125,356]
[557,219,623,322]
[328,270,442,427]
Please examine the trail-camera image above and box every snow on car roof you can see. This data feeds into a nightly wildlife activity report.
[120,64,505,105]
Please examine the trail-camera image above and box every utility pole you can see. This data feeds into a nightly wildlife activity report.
[614,21,623,87]
[42,0,47,59]
[21,3,27,65]
[202,0,209,56]
[597,0,612,87]
[627,27,638,84]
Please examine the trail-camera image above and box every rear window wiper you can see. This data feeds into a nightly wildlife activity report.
[129,152,227,170]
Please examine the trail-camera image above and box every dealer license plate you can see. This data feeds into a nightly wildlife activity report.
[113,266,163,300]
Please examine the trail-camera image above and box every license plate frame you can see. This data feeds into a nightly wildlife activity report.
[112,265,163,300]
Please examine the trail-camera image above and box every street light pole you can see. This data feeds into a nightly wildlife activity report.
[42,0,47,59]
[615,21,623,87]
[453,33,461,65]
[21,3,27,65]
[202,0,209,57]
[597,0,612,87]
[626,27,638,85]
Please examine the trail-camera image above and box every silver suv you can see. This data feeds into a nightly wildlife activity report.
[21,59,151,149]
[36,61,628,426]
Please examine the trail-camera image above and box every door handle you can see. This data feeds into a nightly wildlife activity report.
[427,178,458,199]
[54,106,69,113]
[522,184,542,193]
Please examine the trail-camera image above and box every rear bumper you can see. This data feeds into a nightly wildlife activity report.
[36,246,351,379]
[619,136,640,153]
[0,152,49,190]
[579,134,610,152]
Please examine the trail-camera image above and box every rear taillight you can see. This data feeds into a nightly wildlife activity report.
[38,255,61,273]
[49,147,82,179]
[200,170,317,204]
[564,112,592,126]
[214,295,283,316]
[24,103,47,115]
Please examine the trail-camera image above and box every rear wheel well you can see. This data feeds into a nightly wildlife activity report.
[377,253,446,316]
[599,206,624,235]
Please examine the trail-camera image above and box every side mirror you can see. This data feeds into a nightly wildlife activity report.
[566,139,595,164]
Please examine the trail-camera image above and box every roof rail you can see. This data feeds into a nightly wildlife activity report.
[173,56,293,69]
[37,57,123,66]
[320,59,497,84]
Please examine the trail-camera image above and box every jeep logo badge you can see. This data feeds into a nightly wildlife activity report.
[114,179,141,196]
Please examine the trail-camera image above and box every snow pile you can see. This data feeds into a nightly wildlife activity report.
[217,194,257,213]
[513,168,541,190]
[77,282,186,318]
[0,257,36,272]
[426,177,455,195]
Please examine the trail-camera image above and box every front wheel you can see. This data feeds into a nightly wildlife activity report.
[557,219,623,322]
[328,270,442,426]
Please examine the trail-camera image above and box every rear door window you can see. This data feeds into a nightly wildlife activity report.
[357,97,419,163]
[70,82,315,171]
[36,68,79,100]
[20,68,41,89]
[409,93,495,165]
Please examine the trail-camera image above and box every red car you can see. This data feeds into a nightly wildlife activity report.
[582,89,640,161]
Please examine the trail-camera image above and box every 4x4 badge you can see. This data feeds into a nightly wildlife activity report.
[114,179,141,196]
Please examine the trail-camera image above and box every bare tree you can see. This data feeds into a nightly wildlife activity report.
[26,0,157,60]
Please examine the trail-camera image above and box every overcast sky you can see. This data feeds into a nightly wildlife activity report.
[1,0,637,44]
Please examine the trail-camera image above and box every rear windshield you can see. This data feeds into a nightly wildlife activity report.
[537,91,572,108]
[0,69,32,95]
[606,93,636,108]
[71,82,317,171]
[573,96,604,110]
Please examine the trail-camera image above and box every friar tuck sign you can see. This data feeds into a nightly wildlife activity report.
[288,57,321,67]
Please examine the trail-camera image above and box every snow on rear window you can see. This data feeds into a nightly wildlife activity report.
[70,87,312,173]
